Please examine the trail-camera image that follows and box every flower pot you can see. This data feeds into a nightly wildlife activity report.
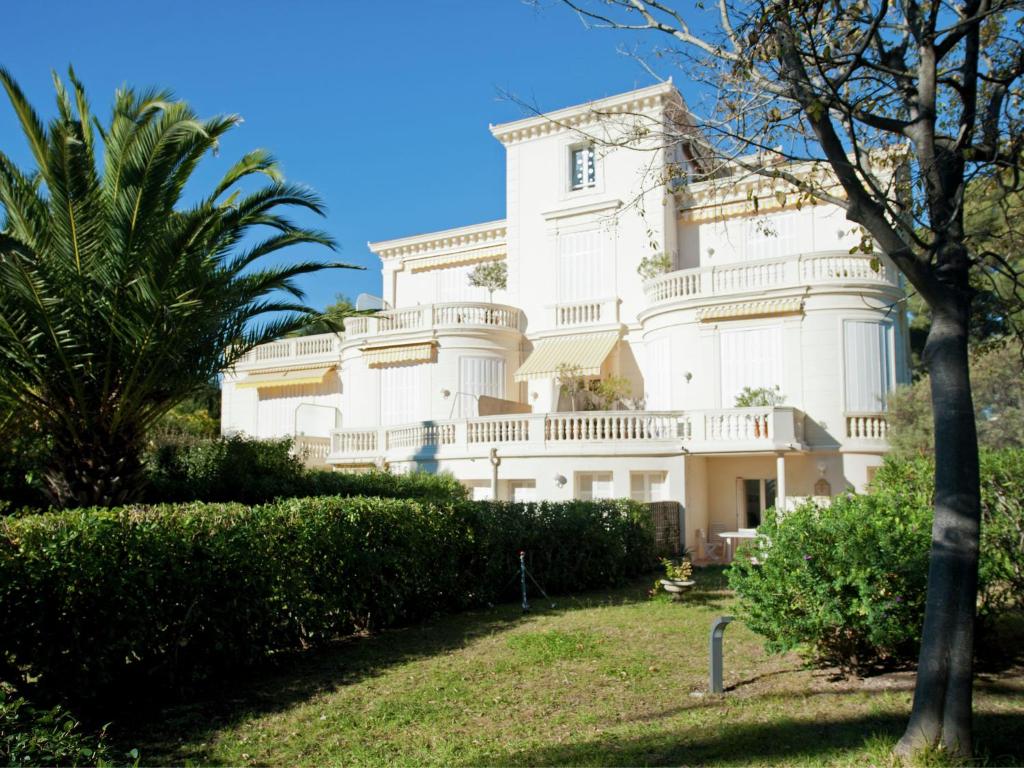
[660,578,696,599]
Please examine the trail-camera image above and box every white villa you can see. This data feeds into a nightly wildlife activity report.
[221,82,909,554]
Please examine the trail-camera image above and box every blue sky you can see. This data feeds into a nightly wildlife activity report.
[1,0,691,312]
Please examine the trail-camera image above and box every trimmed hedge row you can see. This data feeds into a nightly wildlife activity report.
[0,496,654,709]
[144,435,468,504]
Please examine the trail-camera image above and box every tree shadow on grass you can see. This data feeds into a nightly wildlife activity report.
[477,712,1024,767]
[117,580,655,761]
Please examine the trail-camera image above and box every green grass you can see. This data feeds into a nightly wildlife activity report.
[124,568,1024,767]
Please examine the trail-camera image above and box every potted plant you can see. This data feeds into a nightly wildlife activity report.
[655,557,695,599]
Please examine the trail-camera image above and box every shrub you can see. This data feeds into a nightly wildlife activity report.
[728,450,1023,672]
[144,435,467,504]
[0,496,653,711]
[0,689,115,767]
[728,493,931,671]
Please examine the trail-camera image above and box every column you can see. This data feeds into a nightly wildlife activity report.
[776,452,787,514]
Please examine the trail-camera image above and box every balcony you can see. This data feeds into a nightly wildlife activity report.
[234,332,343,370]
[328,407,806,464]
[343,301,526,339]
[644,251,901,305]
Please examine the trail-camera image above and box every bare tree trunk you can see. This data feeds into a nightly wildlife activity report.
[897,297,980,757]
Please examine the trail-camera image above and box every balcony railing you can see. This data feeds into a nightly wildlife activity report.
[551,297,620,328]
[845,412,889,440]
[330,407,805,461]
[235,332,343,368]
[644,251,900,304]
[344,301,525,338]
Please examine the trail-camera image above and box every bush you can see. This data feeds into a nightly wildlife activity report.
[728,450,1023,672]
[0,689,114,767]
[144,435,467,504]
[728,493,931,671]
[0,496,654,711]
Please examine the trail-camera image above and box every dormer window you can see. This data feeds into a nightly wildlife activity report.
[570,145,597,190]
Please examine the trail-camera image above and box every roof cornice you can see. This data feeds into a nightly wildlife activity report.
[368,220,507,262]
[489,81,682,145]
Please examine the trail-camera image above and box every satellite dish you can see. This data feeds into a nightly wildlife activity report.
[355,293,387,311]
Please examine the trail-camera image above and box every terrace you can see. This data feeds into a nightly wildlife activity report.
[328,406,806,464]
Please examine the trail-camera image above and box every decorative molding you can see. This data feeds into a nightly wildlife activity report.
[541,198,623,221]
[489,82,681,145]
[368,220,506,262]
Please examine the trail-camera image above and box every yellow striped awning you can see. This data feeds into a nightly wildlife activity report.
[697,297,804,322]
[236,365,336,389]
[514,332,619,382]
[362,342,436,367]
[408,247,506,272]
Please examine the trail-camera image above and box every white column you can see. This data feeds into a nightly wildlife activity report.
[776,452,787,513]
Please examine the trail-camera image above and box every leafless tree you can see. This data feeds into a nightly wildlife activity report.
[537,0,1024,757]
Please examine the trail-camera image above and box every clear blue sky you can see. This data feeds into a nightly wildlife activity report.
[1,0,690,312]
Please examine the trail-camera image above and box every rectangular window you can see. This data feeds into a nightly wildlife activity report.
[380,365,420,426]
[576,471,614,501]
[508,480,537,503]
[458,357,507,417]
[571,145,597,190]
[644,337,672,411]
[630,471,667,503]
[719,325,784,407]
[434,264,489,303]
[745,212,799,260]
[844,320,894,412]
[557,229,605,302]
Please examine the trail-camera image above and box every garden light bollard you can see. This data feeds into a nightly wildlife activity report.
[709,615,735,693]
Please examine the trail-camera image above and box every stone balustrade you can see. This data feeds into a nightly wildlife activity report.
[329,407,806,462]
[236,332,343,368]
[551,297,620,328]
[643,251,900,304]
[343,301,525,338]
[846,412,889,440]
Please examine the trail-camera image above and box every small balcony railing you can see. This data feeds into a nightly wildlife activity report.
[644,251,900,305]
[845,412,889,440]
[344,302,525,338]
[329,407,806,461]
[235,332,343,368]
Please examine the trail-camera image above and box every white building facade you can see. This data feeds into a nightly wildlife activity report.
[222,82,909,552]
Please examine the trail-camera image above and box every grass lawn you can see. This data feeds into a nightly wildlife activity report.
[128,568,1024,766]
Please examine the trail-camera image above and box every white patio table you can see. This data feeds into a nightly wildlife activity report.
[718,529,758,562]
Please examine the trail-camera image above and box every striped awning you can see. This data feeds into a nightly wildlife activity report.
[698,297,804,322]
[514,332,619,382]
[236,365,336,390]
[408,247,506,273]
[362,342,436,367]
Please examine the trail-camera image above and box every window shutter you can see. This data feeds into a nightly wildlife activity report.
[719,326,783,406]
[458,357,506,417]
[844,320,893,412]
[380,366,420,425]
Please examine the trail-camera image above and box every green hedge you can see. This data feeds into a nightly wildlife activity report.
[144,435,467,504]
[728,450,1023,672]
[1,689,117,767]
[0,496,653,709]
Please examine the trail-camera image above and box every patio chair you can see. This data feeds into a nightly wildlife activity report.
[696,527,725,563]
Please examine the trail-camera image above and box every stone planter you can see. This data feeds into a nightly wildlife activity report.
[659,578,696,600]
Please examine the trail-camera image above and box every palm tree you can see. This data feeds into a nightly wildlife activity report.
[0,68,350,507]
